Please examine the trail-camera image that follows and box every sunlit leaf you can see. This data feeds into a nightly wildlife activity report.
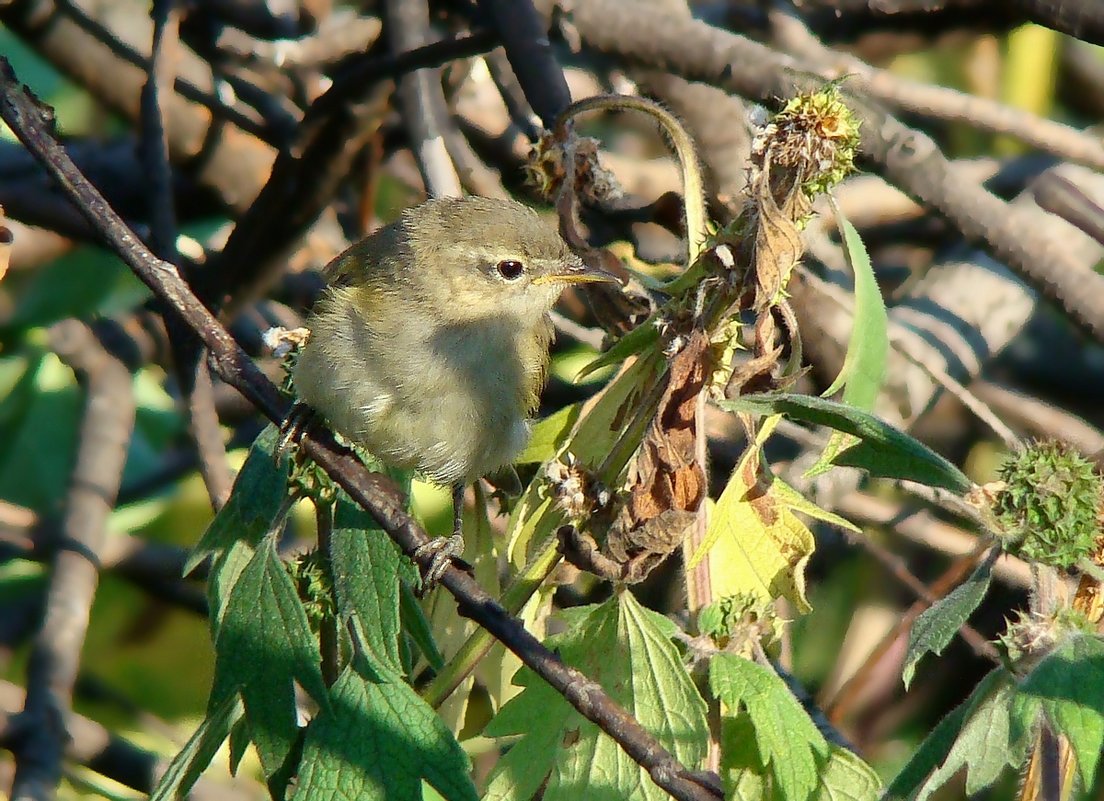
[902,558,993,689]
[292,651,477,801]
[718,394,972,493]
[883,668,1006,800]
[483,593,708,801]
[149,694,244,801]
[710,654,829,801]
[914,675,1026,801]
[688,417,816,613]
[573,315,659,381]
[820,196,887,405]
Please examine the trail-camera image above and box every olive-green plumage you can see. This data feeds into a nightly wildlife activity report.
[293,196,613,485]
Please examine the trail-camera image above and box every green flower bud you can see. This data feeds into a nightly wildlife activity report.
[992,441,1102,569]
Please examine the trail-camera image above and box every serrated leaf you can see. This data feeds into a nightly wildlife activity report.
[710,654,829,801]
[209,534,330,788]
[186,425,289,576]
[688,418,816,612]
[902,558,994,689]
[915,675,1026,801]
[149,694,244,801]
[292,651,477,801]
[483,593,708,801]
[718,394,972,493]
[329,494,408,672]
[883,668,1006,800]
[1011,634,1104,788]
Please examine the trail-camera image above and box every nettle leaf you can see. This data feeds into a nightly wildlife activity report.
[914,674,1027,801]
[883,668,1006,800]
[718,394,971,494]
[186,425,291,627]
[1011,634,1104,788]
[149,693,244,801]
[689,417,821,613]
[209,534,330,790]
[709,654,829,801]
[902,557,994,689]
[329,493,411,672]
[816,747,882,801]
[482,592,708,801]
[292,650,477,801]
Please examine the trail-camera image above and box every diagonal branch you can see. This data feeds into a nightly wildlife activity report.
[0,59,723,801]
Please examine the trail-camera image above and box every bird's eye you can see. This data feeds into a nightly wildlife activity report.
[496,260,525,281]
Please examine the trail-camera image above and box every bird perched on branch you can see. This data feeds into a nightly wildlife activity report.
[290,195,619,588]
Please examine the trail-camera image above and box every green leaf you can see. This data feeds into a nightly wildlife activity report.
[573,316,659,381]
[820,196,888,405]
[902,557,994,689]
[914,675,1026,800]
[718,394,972,493]
[329,494,409,672]
[149,694,244,801]
[185,425,289,576]
[883,668,1006,800]
[0,350,80,512]
[483,593,708,801]
[710,654,828,801]
[1011,634,1104,788]
[400,581,444,673]
[186,426,291,628]
[291,651,477,801]
[816,747,881,801]
[515,402,583,464]
[209,534,330,789]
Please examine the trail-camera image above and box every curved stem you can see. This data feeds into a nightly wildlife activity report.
[553,94,710,266]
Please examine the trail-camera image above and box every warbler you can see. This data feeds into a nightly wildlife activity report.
[291,196,619,583]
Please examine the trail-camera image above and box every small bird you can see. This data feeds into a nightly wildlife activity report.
[292,196,619,586]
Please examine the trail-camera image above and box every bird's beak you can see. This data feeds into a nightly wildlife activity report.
[536,257,623,286]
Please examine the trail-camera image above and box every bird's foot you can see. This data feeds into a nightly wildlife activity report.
[413,534,466,597]
[275,401,317,463]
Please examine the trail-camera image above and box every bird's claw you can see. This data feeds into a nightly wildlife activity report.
[276,401,316,463]
[414,534,466,596]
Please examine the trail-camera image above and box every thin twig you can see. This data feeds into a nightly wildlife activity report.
[0,60,723,801]
[140,0,235,511]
